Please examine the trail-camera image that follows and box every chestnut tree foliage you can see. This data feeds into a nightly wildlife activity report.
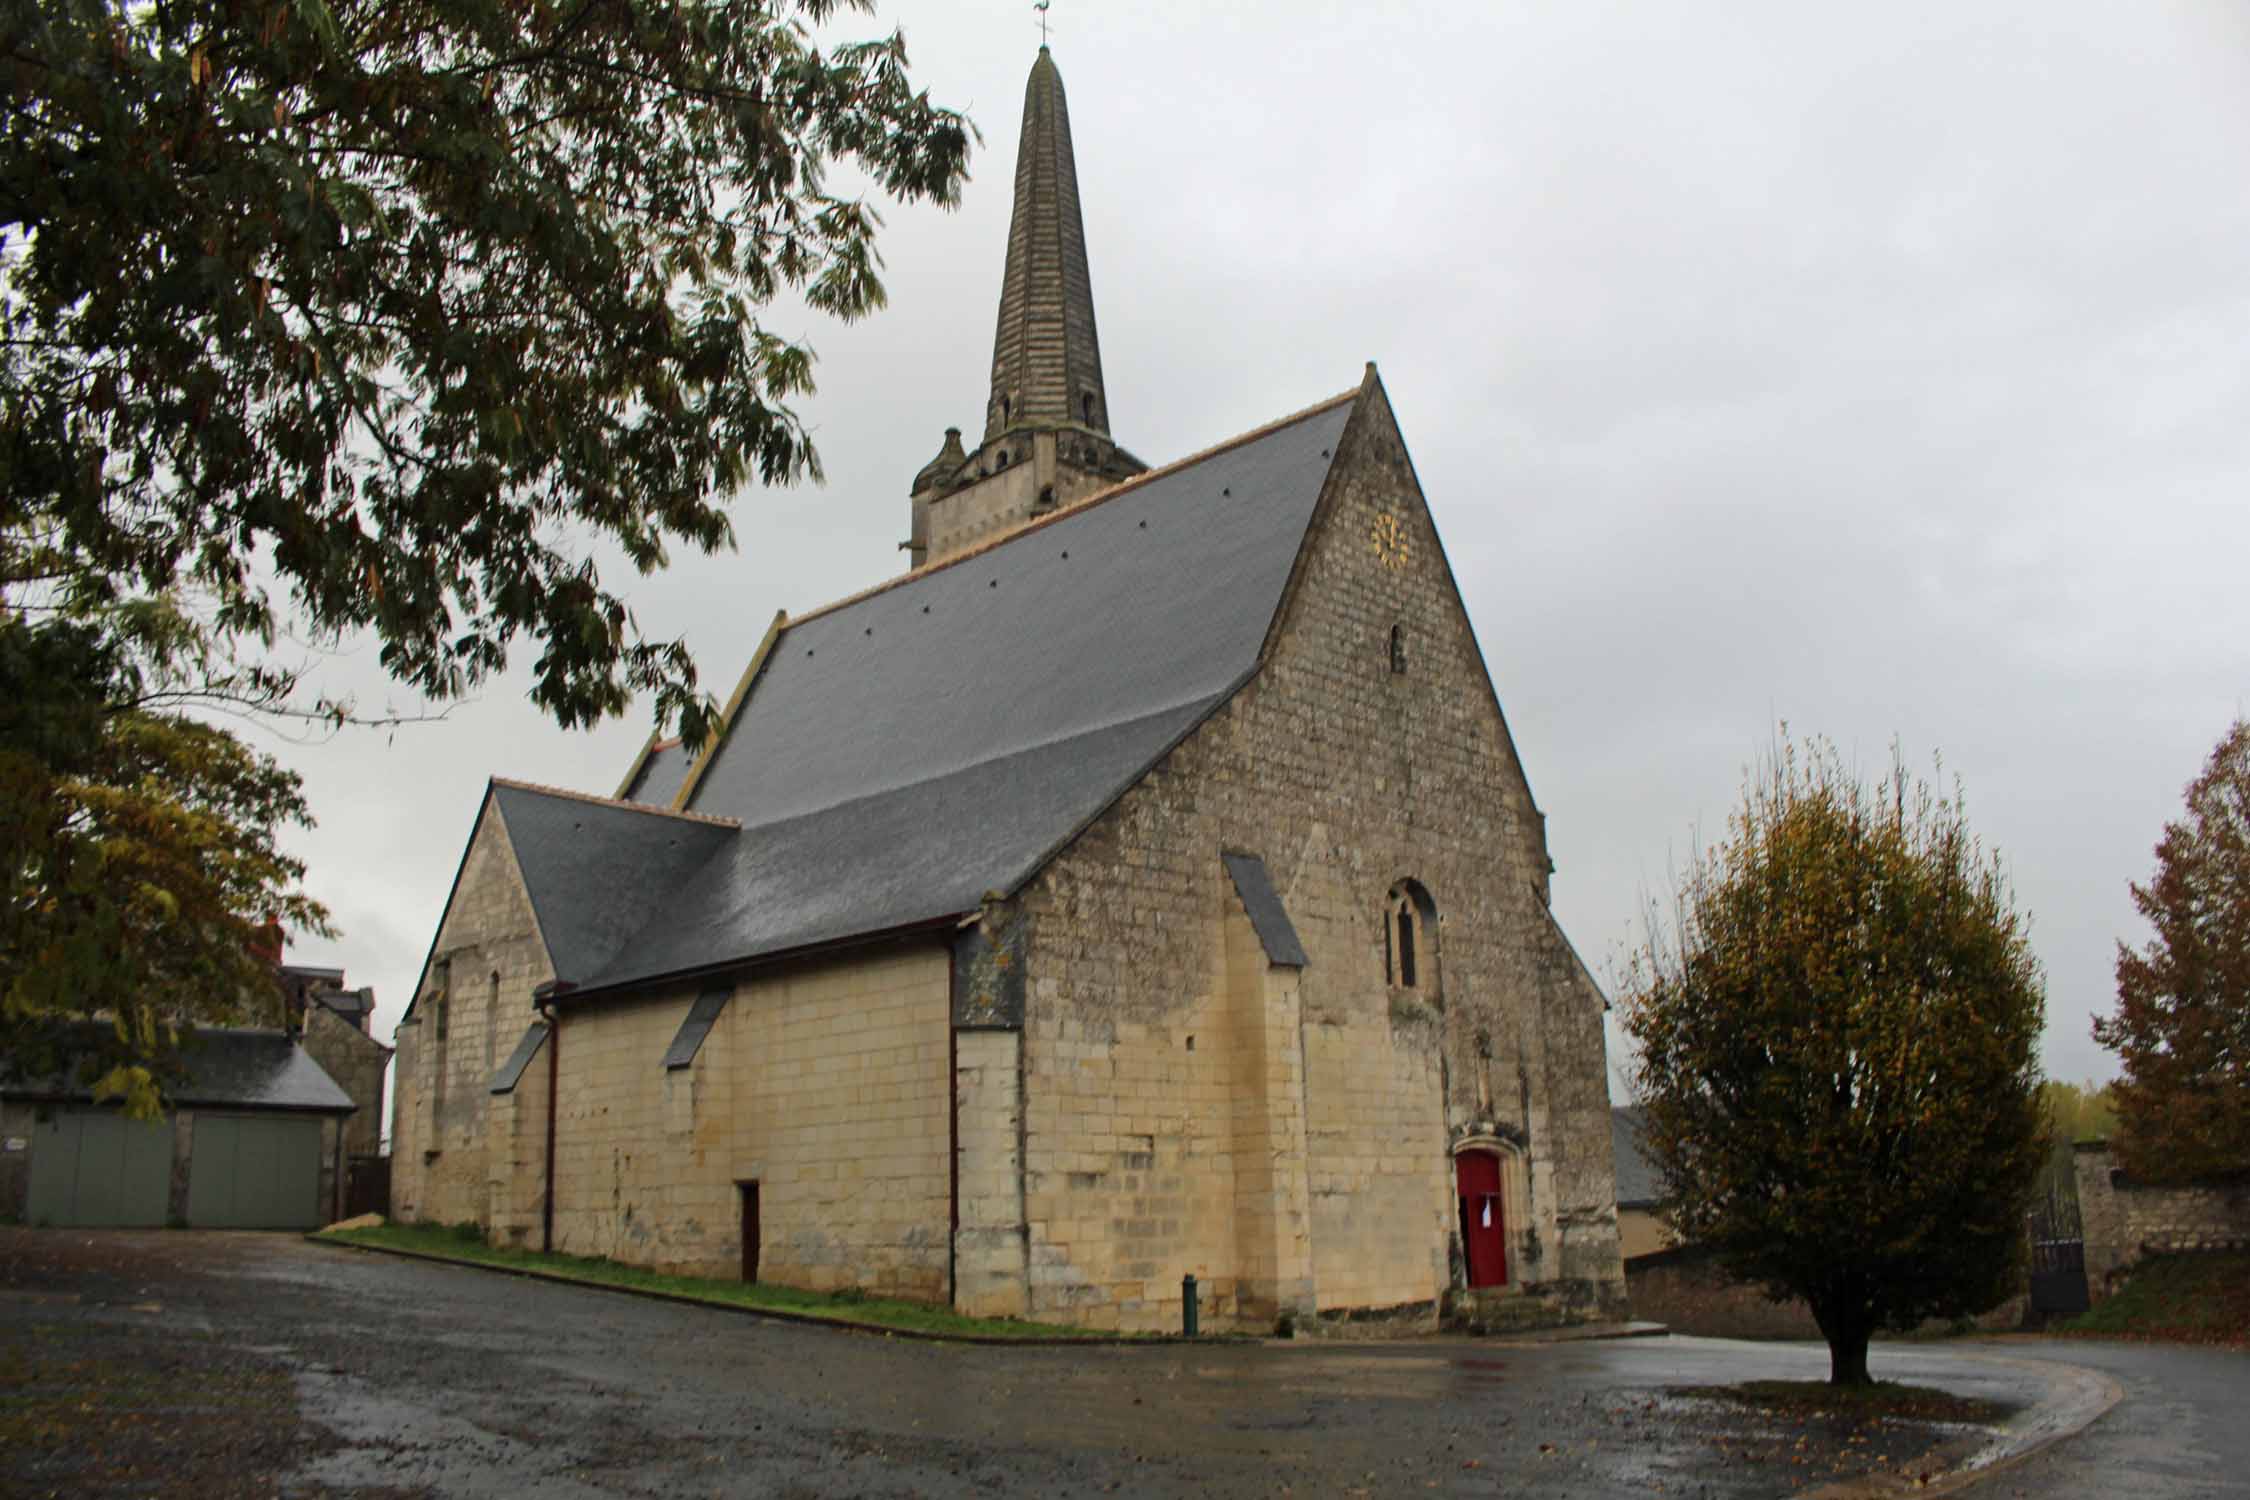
[2095,719,2250,1183]
[6,0,969,737]
[1622,739,2045,1385]
[1,611,330,1116]
[2,0,968,1101]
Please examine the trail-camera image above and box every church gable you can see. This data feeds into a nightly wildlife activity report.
[406,790,553,1020]
[1258,368,1547,886]
[390,788,559,1227]
[999,369,1621,1329]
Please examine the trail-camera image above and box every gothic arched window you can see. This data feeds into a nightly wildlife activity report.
[1389,624,1407,674]
[1386,881,1438,992]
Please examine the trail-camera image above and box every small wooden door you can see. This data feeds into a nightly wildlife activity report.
[739,1181,760,1284]
[1456,1152,1507,1288]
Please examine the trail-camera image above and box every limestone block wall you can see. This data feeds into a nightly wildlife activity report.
[1624,1244,2027,1338]
[1009,383,1626,1332]
[546,945,951,1298]
[1537,958,1633,1293]
[954,1028,1028,1317]
[2074,1142,2250,1298]
[388,796,556,1229]
[483,1043,553,1251]
[300,1003,390,1161]
[1301,1005,1450,1315]
[1224,908,1314,1324]
[1015,964,1247,1332]
[921,447,1113,565]
[548,986,730,1269]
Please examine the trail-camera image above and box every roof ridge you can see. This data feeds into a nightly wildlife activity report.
[788,386,1359,628]
[492,777,742,829]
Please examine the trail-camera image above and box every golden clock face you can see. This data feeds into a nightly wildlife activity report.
[1370,512,1410,572]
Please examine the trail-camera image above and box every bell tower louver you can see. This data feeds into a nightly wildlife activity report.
[907,46,1143,568]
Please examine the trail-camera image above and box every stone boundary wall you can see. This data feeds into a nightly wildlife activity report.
[1624,1244,2027,1340]
[2073,1141,2250,1300]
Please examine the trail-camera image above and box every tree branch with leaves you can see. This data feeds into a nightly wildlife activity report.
[2,0,970,1105]
[2095,719,2250,1184]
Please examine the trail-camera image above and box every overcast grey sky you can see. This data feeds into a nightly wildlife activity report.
[269,1,2250,1106]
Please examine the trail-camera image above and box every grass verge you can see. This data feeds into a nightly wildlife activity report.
[1679,1379,2014,1425]
[2059,1250,2250,1346]
[312,1222,1125,1341]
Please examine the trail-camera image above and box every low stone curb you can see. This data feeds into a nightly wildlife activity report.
[1484,1318,1671,1346]
[304,1233,1209,1348]
[1794,1352,2124,1499]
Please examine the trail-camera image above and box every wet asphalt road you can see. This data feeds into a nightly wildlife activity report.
[1961,1337,2247,1498]
[3,1231,2238,1498]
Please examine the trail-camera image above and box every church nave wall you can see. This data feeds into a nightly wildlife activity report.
[543,946,951,1300]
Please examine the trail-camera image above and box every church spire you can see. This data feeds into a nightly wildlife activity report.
[986,46,1109,441]
[906,45,1142,569]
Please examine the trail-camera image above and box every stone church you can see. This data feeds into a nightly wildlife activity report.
[390,47,1626,1334]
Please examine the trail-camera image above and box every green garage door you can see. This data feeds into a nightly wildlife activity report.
[27,1109,174,1227]
[186,1114,323,1229]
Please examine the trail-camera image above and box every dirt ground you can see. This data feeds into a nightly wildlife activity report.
[0,1228,2073,1498]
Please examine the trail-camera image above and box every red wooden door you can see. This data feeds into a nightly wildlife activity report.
[1456,1152,1507,1288]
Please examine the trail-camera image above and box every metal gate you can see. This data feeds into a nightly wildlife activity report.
[345,1155,391,1219]
[2026,1191,2088,1318]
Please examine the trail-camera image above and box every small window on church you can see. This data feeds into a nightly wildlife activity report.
[1389,624,1406,674]
[1386,881,1438,992]
[1081,392,1095,424]
[1037,484,1056,509]
[1000,395,1011,425]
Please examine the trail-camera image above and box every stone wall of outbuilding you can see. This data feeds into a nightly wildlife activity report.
[1623,1244,2028,1339]
[300,1003,390,1164]
[2074,1141,2250,1299]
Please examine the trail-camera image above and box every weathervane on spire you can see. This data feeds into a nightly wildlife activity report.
[1034,0,1051,45]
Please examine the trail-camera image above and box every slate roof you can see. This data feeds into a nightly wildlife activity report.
[489,781,738,989]
[489,1022,550,1095]
[7,1026,355,1114]
[621,739,691,807]
[1222,853,1309,968]
[515,391,1357,1000]
[1611,1106,1667,1209]
[312,988,374,1021]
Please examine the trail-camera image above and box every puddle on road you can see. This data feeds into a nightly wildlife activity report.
[290,1369,617,1500]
